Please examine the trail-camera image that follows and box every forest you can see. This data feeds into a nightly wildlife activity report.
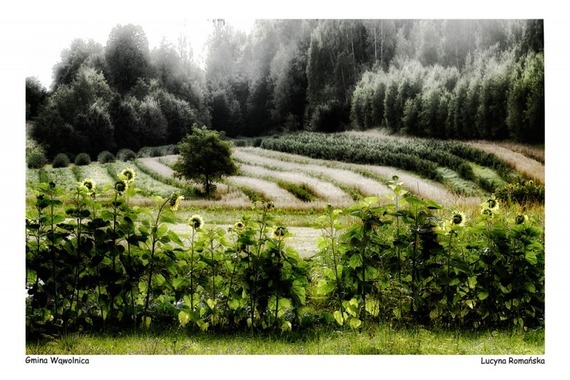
[25,19,544,159]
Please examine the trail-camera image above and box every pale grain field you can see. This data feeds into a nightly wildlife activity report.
[234,148,393,198]
[235,148,471,206]
[237,163,354,205]
[467,142,545,184]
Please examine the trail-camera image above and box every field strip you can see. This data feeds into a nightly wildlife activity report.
[76,163,116,187]
[138,157,176,178]
[467,142,544,184]
[234,149,393,198]
[235,148,470,205]
[237,163,354,205]
[227,176,304,207]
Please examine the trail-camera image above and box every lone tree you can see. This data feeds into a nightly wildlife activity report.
[173,125,237,195]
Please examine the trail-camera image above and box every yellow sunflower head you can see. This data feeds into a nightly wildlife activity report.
[188,214,204,230]
[118,167,136,183]
[168,192,184,211]
[81,178,96,193]
[114,180,128,194]
[450,211,466,228]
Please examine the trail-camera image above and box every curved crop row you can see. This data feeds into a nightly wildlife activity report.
[260,132,520,192]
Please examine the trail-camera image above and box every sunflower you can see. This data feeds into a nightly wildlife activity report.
[450,211,466,228]
[81,178,96,193]
[515,214,529,225]
[188,214,204,230]
[480,195,500,214]
[114,180,128,194]
[168,192,184,211]
[273,226,287,239]
[118,168,136,183]
[234,221,245,230]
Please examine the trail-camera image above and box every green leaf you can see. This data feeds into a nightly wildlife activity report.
[525,283,536,293]
[228,299,240,310]
[365,299,380,317]
[348,316,362,329]
[167,230,183,245]
[348,254,362,269]
[291,280,306,305]
[281,321,292,332]
[477,291,489,300]
[178,311,190,327]
[464,299,475,309]
[316,280,335,295]
[206,299,217,309]
[467,276,477,290]
[196,320,209,332]
[333,310,344,326]
[525,251,538,265]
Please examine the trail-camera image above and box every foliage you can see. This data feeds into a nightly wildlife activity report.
[173,125,238,195]
[97,151,116,164]
[51,153,70,168]
[137,144,178,158]
[350,49,543,143]
[74,153,91,166]
[116,148,136,162]
[27,152,47,169]
[27,138,48,169]
[495,180,544,205]
[26,172,544,338]
[26,77,48,120]
[313,177,544,330]
[277,181,319,202]
[31,20,543,155]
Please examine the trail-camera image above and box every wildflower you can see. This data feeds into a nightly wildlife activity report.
[114,180,128,194]
[515,214,529,225]
[188,214,204,230]
[450,211,466,228]
[81,178,96,194]
[168,192,184,211]
[118,168,136,183]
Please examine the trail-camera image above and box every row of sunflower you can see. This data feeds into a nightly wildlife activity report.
[312,177,544,329]
[25,170,544,337]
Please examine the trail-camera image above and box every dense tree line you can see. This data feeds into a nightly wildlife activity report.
[26,19,544,159]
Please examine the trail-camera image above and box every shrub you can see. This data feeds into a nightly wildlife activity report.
[52,153,70,168]
[117,148,136,162]
[74,153,91,166]
[496,180,544,204]
[27,152,47,169]
[98,150,116,164]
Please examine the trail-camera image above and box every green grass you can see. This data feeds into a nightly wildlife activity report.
[436,167,481,196]
[277,180,320,202]
[26,325,544,355]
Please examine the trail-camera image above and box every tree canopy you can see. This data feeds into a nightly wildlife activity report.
[27,19,544,159]
[172,125,237,195]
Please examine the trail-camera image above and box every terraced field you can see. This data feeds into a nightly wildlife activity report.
[26,135,544,257]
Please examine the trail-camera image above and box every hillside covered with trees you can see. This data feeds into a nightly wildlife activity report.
[26,19,544,159]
